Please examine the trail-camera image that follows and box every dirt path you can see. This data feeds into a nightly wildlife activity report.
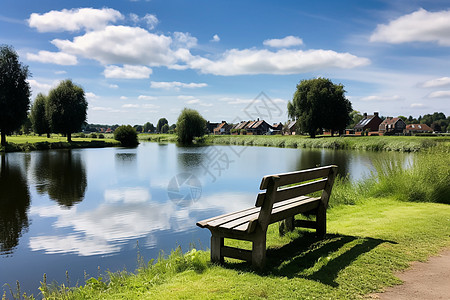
[370,249,450,299]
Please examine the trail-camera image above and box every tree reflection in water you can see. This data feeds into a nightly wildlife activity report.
[34,150,87,207]
[0,155,30,255]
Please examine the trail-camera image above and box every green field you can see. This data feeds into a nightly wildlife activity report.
[0,135,119,152]
[26,147,450,300]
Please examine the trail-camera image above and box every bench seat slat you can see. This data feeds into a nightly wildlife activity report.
[260,165,334,189]
[270,197,320,223]
[196,206,257,228]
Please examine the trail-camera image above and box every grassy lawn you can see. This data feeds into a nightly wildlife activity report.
[33,149,450,299]
[0,135,119,152]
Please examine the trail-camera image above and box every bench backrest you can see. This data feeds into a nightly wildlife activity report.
[254,165,337,231]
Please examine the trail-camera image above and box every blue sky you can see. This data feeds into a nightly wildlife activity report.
[1,0,449,125]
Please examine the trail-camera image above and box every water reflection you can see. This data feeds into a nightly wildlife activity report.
[0,155,30,255]
[33,150,87,207]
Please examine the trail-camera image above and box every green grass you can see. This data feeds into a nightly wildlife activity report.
[0,135,120,152]
[204,135,450,152]
[138,133,178,143]
[28,149,450,300]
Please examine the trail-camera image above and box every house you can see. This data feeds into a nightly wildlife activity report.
[246,120,272,135]
[404,124,433,134]
[213,121,232,135]
[285,120,297,135]
[206,121,219,134]
[354,112,382,133]
[379,117,406,135]
[270,122,283,135]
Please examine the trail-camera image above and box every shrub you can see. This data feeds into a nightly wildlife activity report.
[114,125,139,147]
[89,133,97,138]
[98,133,104,139]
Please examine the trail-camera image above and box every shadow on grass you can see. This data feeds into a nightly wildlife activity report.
[224,232,395,287]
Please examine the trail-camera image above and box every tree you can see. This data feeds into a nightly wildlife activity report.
[47,79,88,142]
[156,118,168,133]
[176,108,206,144]
[114,125,138,147]
[288,78,352,138]
[161,123,169,133]
[348,110,363,128]
[143,122,155,133]
[30,93,51,137]
[0,45,31,146]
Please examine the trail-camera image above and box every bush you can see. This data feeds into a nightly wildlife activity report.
[114,125,139,147]
[176,108,206,144]
[89,133,97,139]
[98,133,104,139]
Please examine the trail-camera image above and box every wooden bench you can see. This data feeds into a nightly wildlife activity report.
[196,165,338,269]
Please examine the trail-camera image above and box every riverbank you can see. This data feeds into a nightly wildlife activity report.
[0,135,120,152]
[138,133,450,152]
[30,148,450,299]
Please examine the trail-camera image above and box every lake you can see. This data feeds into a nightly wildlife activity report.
[0,142,412,295]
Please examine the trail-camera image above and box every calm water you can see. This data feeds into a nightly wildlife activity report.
[0,143,412,295]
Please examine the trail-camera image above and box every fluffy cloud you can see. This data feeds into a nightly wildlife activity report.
[52,25,174,65]
[211,34,220,42]
[150,81,208,90]
[28,8,123,32]
[104,65,152,79]
[85,92,99,100]
[263,36,303,48]
[138,95,157,100]
[129,13,159,30]
[427,90,450,98]
[420,77,450,88]
[172,32,197,49]
[27,50,78,65]
[360,95,401,101]
[186,48,370,76]
[370,8,450,46]
[122,104,140,108]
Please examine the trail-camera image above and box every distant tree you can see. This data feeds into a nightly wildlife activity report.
[156,118,168,133]
[30,93,51,137]
[176,108,206,144]
[143,122,155,133]
[348,110,364,128]
[21,115,32,135]
[0,45,31,146]
[288,78,352,138]
[47,80,87,142]
[169,124,176,131]
[161,123,169,133]
[114,125,138,147]
[431,122,441,132]
[133,125,143,133]
[398,115,407,122]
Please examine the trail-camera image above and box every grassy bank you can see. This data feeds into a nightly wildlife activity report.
[0,135,120,152]
[204,134,450,152]
[27,148,450,299]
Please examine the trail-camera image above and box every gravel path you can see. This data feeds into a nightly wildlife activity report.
[371,249,450,299]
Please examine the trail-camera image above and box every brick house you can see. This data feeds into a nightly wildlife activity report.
[354,112,382,133]
[379,117,406,134]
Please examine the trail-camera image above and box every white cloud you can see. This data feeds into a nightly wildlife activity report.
[420,77,450,88]
[150,81,207,90]
[104,65,152,79]
[143,14,159,30]
[52,25,175,66]
[54,70,67,75]
[138,95,157,101]
[28,8,123,32]
[143,104,159,109]
[370,8,450,46]
[173,32,197,49]
[360,95,401,101]
[91,106,121,113]
[187,99,200,104]
[28,79,52,92]
[186,48,370,76]
[120,96,128,100]
[428,90,450,98]
[122,104,140,108]
[109,84,119,89]
[263,36,304,48]
[211,34,220,42]
[411,103,425,108]
[177,95,196,100]
[85,92,99,100]
[27,50,78,65]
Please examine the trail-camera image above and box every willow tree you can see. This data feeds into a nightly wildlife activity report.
[0,45,31,146]
[30,93,51,137]
[47,80,87,142]
[176,108,206,144]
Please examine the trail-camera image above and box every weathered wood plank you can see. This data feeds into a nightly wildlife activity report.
[270,197,321,223]
[196,206,257,228]
[255,179,327,207]
[221,246,252,262]
[206,207,259,228]
[259,165,335,189]
[295,219,317,229]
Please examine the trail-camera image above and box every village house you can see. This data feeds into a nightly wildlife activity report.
[354,112,382,133]
[285,120,297,135]
[213,121,232,135]
[379,117,406,135]
[206,121,219,134]
[404,124,433,135]
[246,119,272,135]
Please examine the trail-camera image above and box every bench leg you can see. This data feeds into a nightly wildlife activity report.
[211,235,224,264]
[251,232,266,269]
[279,216,295,236]
[316,203,326,238]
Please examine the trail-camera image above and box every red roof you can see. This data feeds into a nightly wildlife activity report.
[406,124,432,132]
